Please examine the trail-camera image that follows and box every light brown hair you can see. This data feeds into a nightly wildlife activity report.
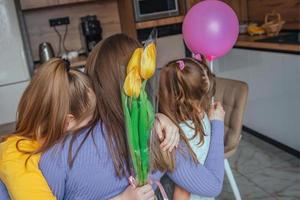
[151,57,215,171]
[85,33,142,177]
[3,58,96,160]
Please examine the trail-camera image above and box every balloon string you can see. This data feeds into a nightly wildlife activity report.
[209,59,214,73]
[209,60,215,104]
[148,178,169,200]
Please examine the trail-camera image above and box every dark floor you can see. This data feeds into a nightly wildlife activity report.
[157,132,300,200]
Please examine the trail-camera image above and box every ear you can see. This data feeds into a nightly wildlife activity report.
[65,114,76,131]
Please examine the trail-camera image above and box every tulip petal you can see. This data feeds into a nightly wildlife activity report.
[141,43,157,80]
[123,68,142,98]
[127,48,143,75]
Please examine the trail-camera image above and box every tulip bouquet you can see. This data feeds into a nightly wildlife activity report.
[121,35,157,186]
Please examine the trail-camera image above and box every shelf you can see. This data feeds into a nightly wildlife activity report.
[135,16,184,30]
[236,34,300,53]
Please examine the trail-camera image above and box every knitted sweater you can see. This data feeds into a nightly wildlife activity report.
[0,120,224,200]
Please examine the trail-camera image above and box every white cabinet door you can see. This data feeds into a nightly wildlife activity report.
[0,0,30,86]
[214,48,300,151]
[0,81,29,124]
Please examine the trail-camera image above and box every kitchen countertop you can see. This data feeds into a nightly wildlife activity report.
[34,55,87,71]
[70,55,87,68]
[235,34,300,53]
[37,34,299,70]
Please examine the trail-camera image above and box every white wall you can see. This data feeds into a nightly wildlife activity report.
[214,48,300,151]
[156,34,186,68]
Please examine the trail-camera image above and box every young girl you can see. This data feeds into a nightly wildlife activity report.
[152,57,225,200]
[0,58,156,200]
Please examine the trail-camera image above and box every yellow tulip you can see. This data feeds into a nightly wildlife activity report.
[123,67,142,98]
[127,48,143,75]
[140,42,156,80]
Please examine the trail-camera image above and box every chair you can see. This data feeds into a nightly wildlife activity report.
[214,77,249,200]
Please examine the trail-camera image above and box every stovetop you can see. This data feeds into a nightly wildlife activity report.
[255,32,300,45]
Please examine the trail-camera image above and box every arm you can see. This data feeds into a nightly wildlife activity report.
[173,185,190,200]
[0,137,56,200]
[39,144,68,200]
[0,155,57,200]
[0,180,10,200]
[167,120,224,197]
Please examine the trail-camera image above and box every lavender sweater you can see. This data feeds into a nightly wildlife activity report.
[0,120,224,200]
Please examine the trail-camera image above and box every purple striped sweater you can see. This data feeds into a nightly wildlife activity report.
[0,120,224,200]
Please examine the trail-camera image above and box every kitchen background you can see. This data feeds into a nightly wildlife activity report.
[0,0,299,199]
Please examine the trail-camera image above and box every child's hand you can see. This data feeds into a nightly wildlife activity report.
[115,184,156,200]
[154,113,180,152]
[208,101,225,121]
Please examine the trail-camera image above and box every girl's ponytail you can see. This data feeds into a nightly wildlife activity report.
[10,58,95,158]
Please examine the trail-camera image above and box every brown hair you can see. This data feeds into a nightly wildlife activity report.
[85,33,142,177]
[151,57,215,171]
[4,58,96,160]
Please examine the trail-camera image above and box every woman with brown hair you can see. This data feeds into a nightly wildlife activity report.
[34,34,224,199]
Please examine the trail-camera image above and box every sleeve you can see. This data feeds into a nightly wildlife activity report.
[0,151,56,200]
[0,180,10,200]
[167,120,225,197]
[39,144,69,200]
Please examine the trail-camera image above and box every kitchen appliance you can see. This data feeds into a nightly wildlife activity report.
[239,24,248,34]
[81,15,102,52]
[39,42,55,63]
[133,0,179,22]
[0,0,31,124]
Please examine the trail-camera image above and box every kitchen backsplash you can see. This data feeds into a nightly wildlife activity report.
[23,0,121,61]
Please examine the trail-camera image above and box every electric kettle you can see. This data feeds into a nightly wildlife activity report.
[39,42,54,63]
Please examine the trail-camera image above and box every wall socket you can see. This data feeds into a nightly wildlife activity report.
[49,17,70,27]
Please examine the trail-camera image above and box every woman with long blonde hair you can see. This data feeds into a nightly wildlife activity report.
[0,58,157,200]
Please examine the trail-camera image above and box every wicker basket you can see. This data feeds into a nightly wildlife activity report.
[262,12,285,36]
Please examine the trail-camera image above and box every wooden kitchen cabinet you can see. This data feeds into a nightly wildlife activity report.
[20,0,94,10]
[20,0,59,10]
[186,0,247,22]
[223,0,247,22]
[59,0,94,5]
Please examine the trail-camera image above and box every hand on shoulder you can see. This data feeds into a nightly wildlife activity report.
[208,101,225,121]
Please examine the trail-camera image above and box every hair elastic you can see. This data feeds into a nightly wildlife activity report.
[176,60,185,71]
[63,59,71,71]
[192,53,202,61]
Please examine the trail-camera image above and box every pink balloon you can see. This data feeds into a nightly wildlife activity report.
[183,0,239,60]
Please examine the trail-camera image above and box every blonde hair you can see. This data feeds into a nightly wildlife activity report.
[4,58,96,160]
